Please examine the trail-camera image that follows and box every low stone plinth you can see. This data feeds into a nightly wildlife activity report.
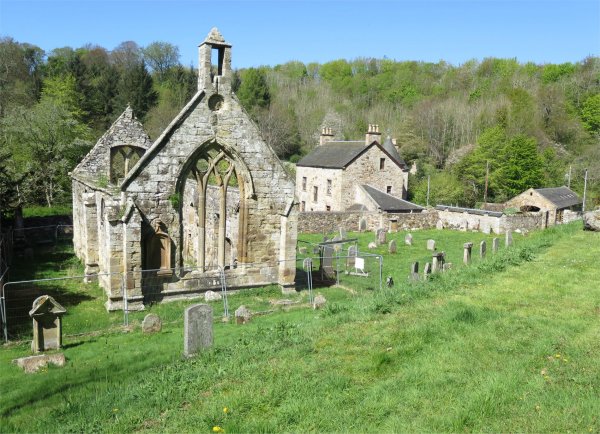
[13,353,66,373]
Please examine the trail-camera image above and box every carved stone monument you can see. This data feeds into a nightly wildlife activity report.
[463,242,473,265]
[29,296,66,353]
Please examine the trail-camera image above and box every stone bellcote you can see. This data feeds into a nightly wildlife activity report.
[198,27,232,94]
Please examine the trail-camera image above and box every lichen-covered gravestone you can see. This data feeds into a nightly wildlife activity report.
[142,313,162,333]
[463,242,473,265]
[388,239,397,254]
[410,262,419,281]
[427,239,436,251]
[235,305,252,324]
[505,230,513,246]
[358,217,367,232]
[405,233,413,246]
[377,228,387,245]
[29,295,66,353]
[184,303,213,357]
[492,237,499,253]
[480,240,487,258]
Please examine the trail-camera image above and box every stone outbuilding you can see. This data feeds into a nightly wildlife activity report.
[71,28,297,310]
[296,125,421,213]
[505,186,582,225]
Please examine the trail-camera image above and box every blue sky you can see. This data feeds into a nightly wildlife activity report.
[0,0,598,68]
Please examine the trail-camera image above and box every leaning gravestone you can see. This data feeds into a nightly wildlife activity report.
[405,233,413,246]
[492,237,499,253]
[29,295,66,353]
[184,303,213,357]
[480,240,487,258]
[377,228,387,245]
[505,230,513,247]
[427,239,436,251]
[358,217,367,232]
[142,314,162,333]
[388,239,397,254]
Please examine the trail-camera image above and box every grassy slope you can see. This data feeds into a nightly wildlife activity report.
[1,224,599,432]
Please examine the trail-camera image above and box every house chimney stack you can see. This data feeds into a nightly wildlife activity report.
[319,127,334,146]
[365,124,381,146]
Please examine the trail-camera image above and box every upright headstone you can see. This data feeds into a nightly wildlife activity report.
[480,240,487,258]
[368,241,377,249]
[463,242,473,265]
[481,221,491,234]
[347,245,357,268]
[184,303,213,357]
[505,230,513,247]
[423,262,432,278]
[492,237,499,253]
[427,239,436,251]
[377,228,387,245]
[321,245,335,279]
[29,295,66,353]
[339,227,347,240]
[432,252,445,272]
[405,233,413,246]
[436,220,444,230]
[358,217,367,232]
[388,239,397,254]
[410,261,420,281]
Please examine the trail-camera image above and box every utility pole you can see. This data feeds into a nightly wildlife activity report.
[426,175,430,207]
[567,165,572,189]
[483,160,489,205]
[582,168,588,213]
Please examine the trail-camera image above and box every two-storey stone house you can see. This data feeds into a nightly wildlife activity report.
[296,125,421,213]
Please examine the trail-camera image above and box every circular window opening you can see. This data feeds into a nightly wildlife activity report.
[208,94,224,111]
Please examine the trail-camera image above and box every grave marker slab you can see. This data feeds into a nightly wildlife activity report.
[492,237,499,253]
[358,217,367,232]
[388,239,397,254]
[184,304,213,357]
[29,295,66,353]
[427,239,436,251]
[377,228,387,245]
[480,240,487,258]
[463,242,473,265]
[505,230,513,246]
[405,233,413,246]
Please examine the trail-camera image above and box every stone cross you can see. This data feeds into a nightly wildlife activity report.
[184,303,213,357]
[505,230,513,247]
[463,242,473,265]
[410,261,419,281]
[388,239,397,254]
[358,217,367,232]
[492,237,499,253]
[480,240,487,258]
[432,252,445,273]
[427,239,436,251]
[405,233,413,246]
[377,228,387,245]
[29,295,66,353]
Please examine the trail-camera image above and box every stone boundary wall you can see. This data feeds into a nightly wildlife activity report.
[501,213,546,232]
[298,210,437,234]
[436,207,547,234]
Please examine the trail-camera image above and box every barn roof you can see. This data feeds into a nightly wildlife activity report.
[535,186,582,209]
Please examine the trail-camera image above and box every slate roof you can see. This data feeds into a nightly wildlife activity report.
[297,140,407,169]
[382,136,406,167]
[535,186,581,209]
[362,185,425,212]
[296,141,366,169]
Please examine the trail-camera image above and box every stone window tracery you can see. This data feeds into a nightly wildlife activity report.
[110,146,145,184]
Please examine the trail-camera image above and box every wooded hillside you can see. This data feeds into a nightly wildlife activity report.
[1,36,598,211]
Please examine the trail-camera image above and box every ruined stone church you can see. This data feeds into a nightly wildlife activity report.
[71,29,297,310]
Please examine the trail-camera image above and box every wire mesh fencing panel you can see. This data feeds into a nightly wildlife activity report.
[1,272,124,343]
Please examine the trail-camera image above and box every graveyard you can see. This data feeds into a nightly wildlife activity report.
[1,222,599,432]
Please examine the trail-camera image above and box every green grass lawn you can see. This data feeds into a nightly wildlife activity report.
[1,223,599,432]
